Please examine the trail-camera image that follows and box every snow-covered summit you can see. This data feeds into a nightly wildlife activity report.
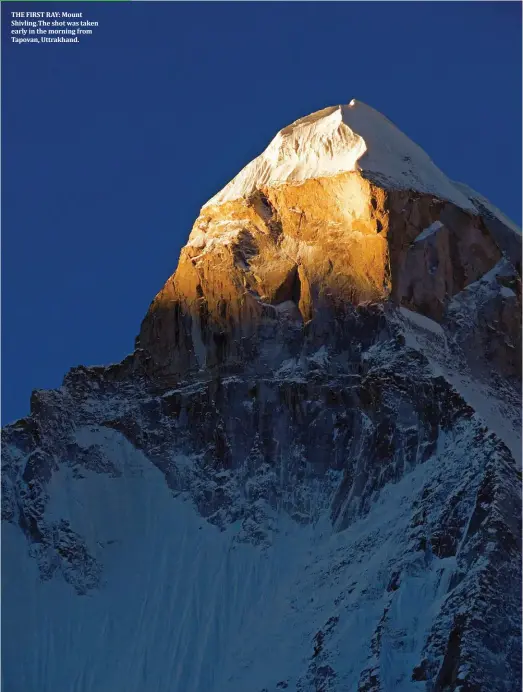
[204,99,476,211]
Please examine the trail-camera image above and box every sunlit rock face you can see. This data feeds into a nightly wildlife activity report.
[3,101,521,692]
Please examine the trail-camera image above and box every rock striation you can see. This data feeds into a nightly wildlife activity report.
[2,101,521,692]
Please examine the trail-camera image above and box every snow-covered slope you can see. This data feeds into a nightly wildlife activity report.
[205,100,476,211]
[3,415,517,692]
[398,302,521,466]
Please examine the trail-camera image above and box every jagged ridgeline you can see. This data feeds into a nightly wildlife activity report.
[3,100,521,692]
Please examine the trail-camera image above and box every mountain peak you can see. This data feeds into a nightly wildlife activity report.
[204,100,476,211]
[137,102,520,386]
[4,99,521,692]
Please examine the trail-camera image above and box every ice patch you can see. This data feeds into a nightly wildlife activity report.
[275,358,302,379]
[499,285,516,299]
[413,220,444,243]
[308,346,330,368]
[274,300,298,314]
[191,316,207,367]
[399,307,444,336]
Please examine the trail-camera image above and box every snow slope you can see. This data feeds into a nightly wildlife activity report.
[398,305,521,466]
[2,418,503,692]
[453,181,522,236]
[204,100,476,211]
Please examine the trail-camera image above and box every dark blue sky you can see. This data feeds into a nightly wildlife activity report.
[2,1,521,424]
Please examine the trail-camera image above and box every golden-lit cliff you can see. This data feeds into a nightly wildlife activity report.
[137,101,516,378]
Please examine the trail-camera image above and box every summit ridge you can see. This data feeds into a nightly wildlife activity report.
[205,100,476,211]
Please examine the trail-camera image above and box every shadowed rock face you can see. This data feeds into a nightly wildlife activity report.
[2,102,521,692]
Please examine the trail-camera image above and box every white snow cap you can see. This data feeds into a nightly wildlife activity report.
[204,100,477,211]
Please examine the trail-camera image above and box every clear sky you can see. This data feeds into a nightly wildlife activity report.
[2,1,521,424]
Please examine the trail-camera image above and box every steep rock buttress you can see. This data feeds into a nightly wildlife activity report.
[137,101,519,383]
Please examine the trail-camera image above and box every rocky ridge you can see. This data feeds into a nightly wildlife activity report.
[2,100,521,692]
